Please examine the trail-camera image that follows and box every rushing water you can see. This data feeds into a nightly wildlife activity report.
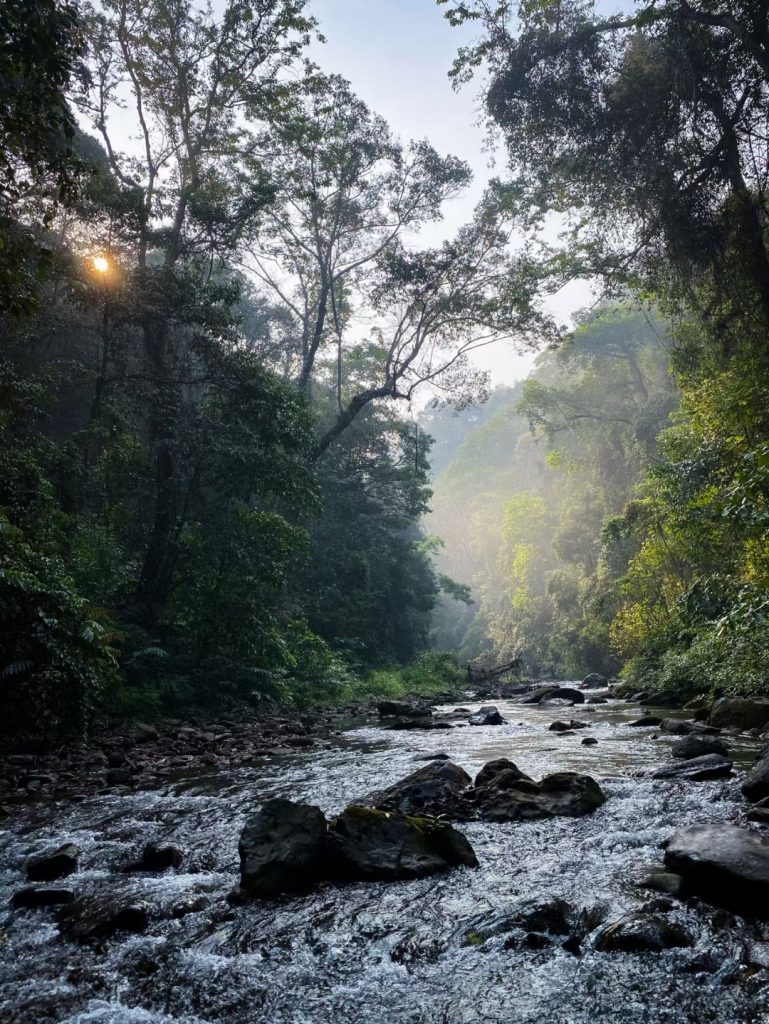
[1,695,768,1024]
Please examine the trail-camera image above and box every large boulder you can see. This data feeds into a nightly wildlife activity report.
[581,673,607,689]
[663,824,769,917]
[650,754,733,781]
[362,759,605,824]
[239,798,327,898]
[327,806,477,881]
[549,687,585,705]
[710,697,769,732]
[468,705,505,726]
[670,736,729,760]
[595,912,692,953]
[26,843,79,882]
[470,770,606,822]
[742,752,769,803]
[361,761,472,818]
[518,685,560,704]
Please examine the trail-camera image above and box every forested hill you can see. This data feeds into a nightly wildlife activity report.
[424,307,678,678]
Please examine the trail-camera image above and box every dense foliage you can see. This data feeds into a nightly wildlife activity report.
[436,0,769,699]
[1,0,514,747]
[427,306,677,678]
[6,0,769,746]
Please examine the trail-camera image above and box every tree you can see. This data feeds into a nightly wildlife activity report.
[0,0,89,311]
[242,75,552,452]
[74,0,316,615]
[440,0,769,360]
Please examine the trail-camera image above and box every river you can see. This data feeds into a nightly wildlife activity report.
[1,695,768,1024]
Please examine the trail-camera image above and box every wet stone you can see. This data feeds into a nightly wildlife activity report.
[58,895,150,944]
[742,752,769,803]
[664,823,769,917]
[239,798,327,898]
[670,735,730,760]
[26,842,79,882]
[468,706,505,726]
[328,806,478,882]
[122,842,183,873]
[362,760,472,818]
[595,912,693,953]
[651,754,733,781]
[12,887,75,909]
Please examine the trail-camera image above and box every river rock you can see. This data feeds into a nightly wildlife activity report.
[473,758,533,789]
[659,718,720,736]
[59,895,150,943]
[639,871,685,897]
[651,754,733,781]
[519,685,585,704]
[386,718,452,731]
[133,723,160,744]
[595,912,693,952]
[582,737,598,746]
[586,695,608,705]
[550,687,585,705]
[741,753,769,803]
[122,843,183,873]
[518,685,560,704]
[468,705,505,726]
[377,701,431,718]
[549,720,588,732]
[470,770,606,822]
[628,716,662,727]
[670,736,729,760]
[26,842,79,882]
[239,798,327,897]
[664,824,769,916]
[362,761,472,817]
[504,896,573,934]
[327,806,477,881]
[581,673,607,689]
[12,887,75,909]
[710,697,769,732]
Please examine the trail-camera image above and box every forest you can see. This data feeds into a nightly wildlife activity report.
[4,0,769,749]
[6,4,769,1024]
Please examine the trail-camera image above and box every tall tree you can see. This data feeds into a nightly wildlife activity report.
[75,0,316,616]
[440,0,769,359]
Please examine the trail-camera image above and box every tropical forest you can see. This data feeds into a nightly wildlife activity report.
[3,3,769,1023]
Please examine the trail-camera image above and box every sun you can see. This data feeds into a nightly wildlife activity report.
[92,255,110,273]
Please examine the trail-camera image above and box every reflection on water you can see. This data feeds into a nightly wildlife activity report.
[0,696,767,1024]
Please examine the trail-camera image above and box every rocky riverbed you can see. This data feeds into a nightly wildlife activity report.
[2,691,769,1024]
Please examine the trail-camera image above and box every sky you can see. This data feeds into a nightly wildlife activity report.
[305,0,593,387]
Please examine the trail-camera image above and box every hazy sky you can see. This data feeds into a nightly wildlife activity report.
[306,0,593,386]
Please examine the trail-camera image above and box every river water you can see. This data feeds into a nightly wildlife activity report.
[1,696,768,1024]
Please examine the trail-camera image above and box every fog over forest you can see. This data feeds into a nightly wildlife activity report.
[4,4,769,1023]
